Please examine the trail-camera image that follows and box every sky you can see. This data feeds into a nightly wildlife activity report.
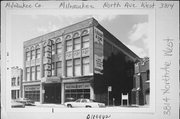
[11,14,149,68]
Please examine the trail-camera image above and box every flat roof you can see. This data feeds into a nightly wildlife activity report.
[24,17,140,59]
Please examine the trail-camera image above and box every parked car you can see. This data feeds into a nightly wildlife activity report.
[65,97,75,102]
[64,98,105,108]
[11,100,25,108]
[15,98,35,105]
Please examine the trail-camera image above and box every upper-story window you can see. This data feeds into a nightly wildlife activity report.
[73,37,81,50]
[36,48,40,58]
[82,57,90,75]
[56,42,62,54]
[82,35,89,48]
[26,51,30,61]
[36,65,40,80]
[11,77,16,86]
[147,70,150,81]
[26,67,30,81]
[57,61,62,76]
[66,40,72,52]
[52,42,55,55]
[66,60,72,77]
[17,77,20,86]
[74,58,81,76]
[31,66,35,81]
[31,50,35,60]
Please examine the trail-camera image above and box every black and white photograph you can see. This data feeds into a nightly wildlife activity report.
[1,1,179,119]
[9,14,152,108]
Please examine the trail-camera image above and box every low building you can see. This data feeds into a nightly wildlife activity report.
[11,66,23,100]
[22,18,140,105]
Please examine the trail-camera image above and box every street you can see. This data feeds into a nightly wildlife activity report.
[23,103,149,109]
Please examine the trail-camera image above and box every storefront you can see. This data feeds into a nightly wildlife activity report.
[24,85,40,101]
[64,83,91,101]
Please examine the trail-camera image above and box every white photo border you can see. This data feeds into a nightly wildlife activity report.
[1,1,179,119]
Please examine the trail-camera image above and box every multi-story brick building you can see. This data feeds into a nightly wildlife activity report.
[11,66,23,100]
[131,57,150,106]
[22,18,140,104]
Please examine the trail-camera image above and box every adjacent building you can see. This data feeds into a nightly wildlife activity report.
[22,18,140,104]
[11,66,23,100]
[131,57,150,106]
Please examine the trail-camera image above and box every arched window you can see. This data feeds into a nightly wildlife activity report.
[81,30,89,48]
[73,33,81,50]
[36,45,40,58]
[31,46,35,60]
[65,35,72,52]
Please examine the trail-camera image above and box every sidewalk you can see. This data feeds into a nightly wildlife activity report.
[33,103,149,108]
[34,103,66,108]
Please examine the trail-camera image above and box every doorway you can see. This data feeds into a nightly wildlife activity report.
[44,83,61,103]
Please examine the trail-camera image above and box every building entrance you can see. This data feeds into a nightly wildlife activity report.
[44,83,61,103]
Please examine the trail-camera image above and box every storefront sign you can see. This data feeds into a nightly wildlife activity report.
[46,77,61,83]
[65,83,90,89]
[94,27,103,74]
[24,86,40,91]
[41,76,61,83]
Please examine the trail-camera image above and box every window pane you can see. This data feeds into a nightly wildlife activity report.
[57,61,62,68]
[82,35,89,42]
[67,67,72,77]
[66,40,72,51]
[74,66,81,76]
[57,68,62,76]
[36,65,40,80]
[31,50,35,59]
[74,38,81,50]
[66,40,72,45]
[74,44,81,50]
[36,49,40,58]
[31,67,35,81]
[56,42,62,54]
[12,78,16,86]
[82,57,89,75]
[66,60,72,66]
[82,35,89,48]
[82,42,89,48]
[26,67,30,81]
[17,77,20,86]
[74,58,80,65]
[83,65,89,75]
[57,61,62,76]
[66,60,72,77]
[66,46,72,51]
[26,52,30,61]
[82,57,89,64]
[74,58,81,76]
